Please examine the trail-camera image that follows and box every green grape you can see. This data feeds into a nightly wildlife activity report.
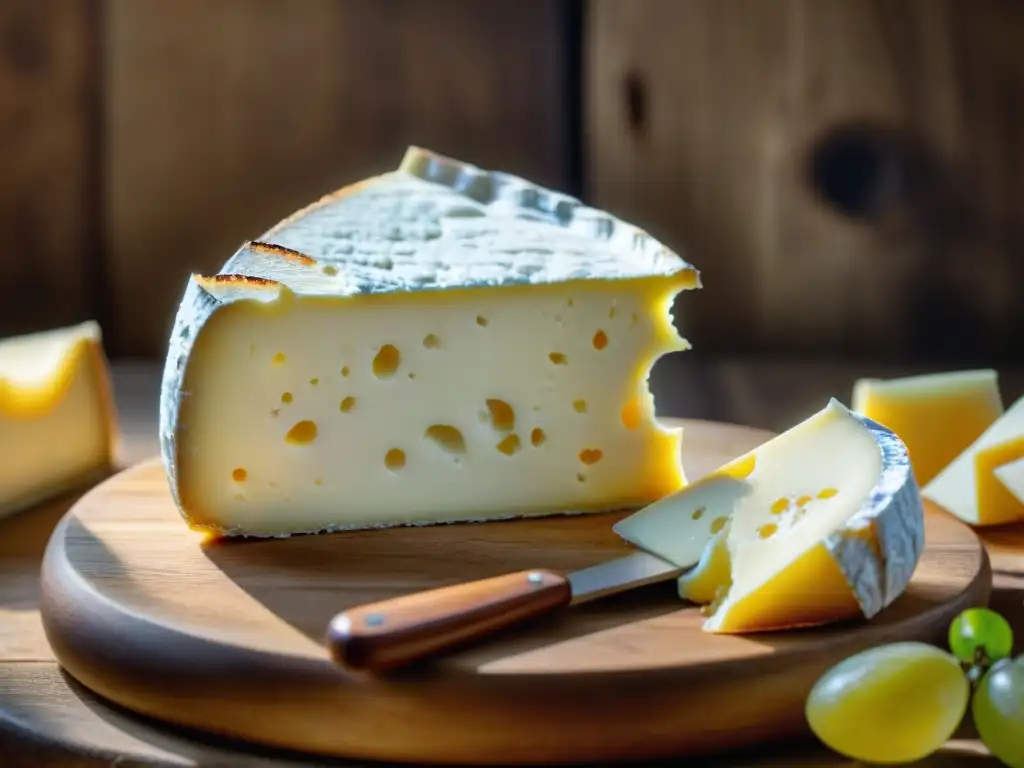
[806,642,969,764]
[949,607,1014,664]
[973,657,1024,768]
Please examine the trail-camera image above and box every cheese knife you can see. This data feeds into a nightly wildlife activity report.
[325,548,686,675]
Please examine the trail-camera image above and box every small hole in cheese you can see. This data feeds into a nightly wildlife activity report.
[272,352,286,365]
[281,392,293,404]
[531,428,546,447]
[341,365,350,377]
[592,330,609,350]
[567,298,575,307]
[309,378,319,386]
[322,265,338,276]
[339,396,356,413]
[384,448,406,470]
[285,420,318,445]
[232,467,248,482]
[579,448,603,465]
[577,472,586,482]
[486,399,515,430]
[818,487,838,499]
[549,352,567,365]
[496,434,521,455]
[758,523,778,539]
[709,516,728,534]
[573,399,587,413]
[425,425,466,454]
[770,497,789,515]
[621,398,641,430]
[476,315,488,327]
[691,507,705,520]
[609,305,617,319]
[408,372,416,379]
[423,333,441,349]
[372,344,401,378]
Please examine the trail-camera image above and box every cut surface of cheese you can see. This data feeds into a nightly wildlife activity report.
[995,458,1024,506]
[851,370,1004,486]
[160,146,699,537]
[0,321,119,518]
[613,399,924,633]
[923,395,1024,526]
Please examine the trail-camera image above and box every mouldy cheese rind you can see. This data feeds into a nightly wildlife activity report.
[0,321,120,518]
[160,146,700,537]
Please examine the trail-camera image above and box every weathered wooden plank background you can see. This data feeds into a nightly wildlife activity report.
[3,0,1024,362]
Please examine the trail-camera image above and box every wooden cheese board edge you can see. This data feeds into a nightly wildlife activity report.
[36,422,994,766]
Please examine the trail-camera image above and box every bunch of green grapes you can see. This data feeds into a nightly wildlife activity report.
[805,606,1022,765]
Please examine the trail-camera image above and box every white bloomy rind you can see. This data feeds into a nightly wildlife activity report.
[159,147,699,536]
[823,403,925,620]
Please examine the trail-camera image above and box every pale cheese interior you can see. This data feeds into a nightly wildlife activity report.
[923,394,1024,525]
[0,322,117,515]
[995,457,1024,504]
[175,278,686,535]
[616,402,884,633]
[851,369,1003,486]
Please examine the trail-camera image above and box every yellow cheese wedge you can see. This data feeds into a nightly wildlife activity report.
[923,395,1024,526]
[995,458,1024,506]
[613,399,924,633]
[161,146,699,537]
[0,321,119,518]
[851,370,1004,485]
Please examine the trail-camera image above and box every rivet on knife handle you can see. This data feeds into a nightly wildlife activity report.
[325,569,572,674]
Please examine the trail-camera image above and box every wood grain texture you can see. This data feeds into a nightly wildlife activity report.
[36,420,989,765]
[102,0,575,358]
[585,0,1024,361]
[0,362,1019,766]
[0,0,97,337]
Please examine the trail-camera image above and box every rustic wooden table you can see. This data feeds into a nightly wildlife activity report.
[2,357,1021,767]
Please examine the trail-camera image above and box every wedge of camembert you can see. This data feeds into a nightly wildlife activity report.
[0,321,119,518]
[160,147,699,537]
[614,399,924,633]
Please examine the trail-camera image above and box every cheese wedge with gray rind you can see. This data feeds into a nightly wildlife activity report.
[614,399,924,633]
[0,321,119,518]
[160,146,699,537]
[924,395,1024,526]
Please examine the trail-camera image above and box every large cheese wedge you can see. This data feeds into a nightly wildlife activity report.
[0,321,119,518]
[160,146,699,537]
[851,370,1004,486]
[614,399,924,633]
[923,395,1024,526]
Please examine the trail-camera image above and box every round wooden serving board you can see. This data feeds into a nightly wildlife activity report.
[39,418,991,766]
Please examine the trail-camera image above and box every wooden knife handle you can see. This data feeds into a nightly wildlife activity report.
[325,569,572,674]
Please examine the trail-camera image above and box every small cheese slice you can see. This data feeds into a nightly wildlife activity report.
[0,321,119,518]
[995,457,1024,506]
[161,146,700,537]
[614,399,924,633]
[923,395,1024,526]
[851,369,1004,485]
